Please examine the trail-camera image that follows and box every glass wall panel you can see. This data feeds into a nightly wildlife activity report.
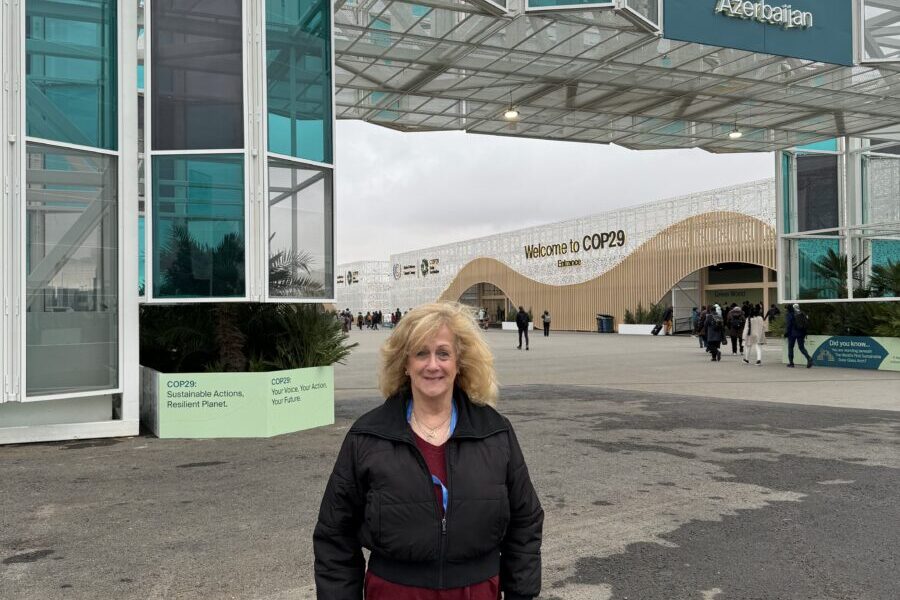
[151,0,243,150]
[266,0,333,164]
[152,155,245,298]
[796,154,839,232]
[624,0,658,26]
[268,159,333,298]
[789,238,845,300]
[26,0,118,150]
[796,138,838,153]
[781,152,792,234]
[527,0,613,9]
[707,263,763,285]
[138,215,146,294]
[25,143,118,395]
[861,154,900,225]
[863,0,900,61]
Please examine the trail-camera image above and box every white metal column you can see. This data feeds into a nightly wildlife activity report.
[1,0,25,405]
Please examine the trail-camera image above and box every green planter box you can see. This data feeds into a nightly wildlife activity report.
[140,366,334,438]
[782,336,900,371]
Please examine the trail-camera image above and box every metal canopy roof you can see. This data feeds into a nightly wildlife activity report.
[334,0,900,152]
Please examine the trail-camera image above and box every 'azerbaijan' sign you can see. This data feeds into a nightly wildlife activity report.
[782,336,900,371]
[141,366,334,438]
[664,0,853,66]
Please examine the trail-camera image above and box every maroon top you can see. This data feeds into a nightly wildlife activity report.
[364,433,501,600]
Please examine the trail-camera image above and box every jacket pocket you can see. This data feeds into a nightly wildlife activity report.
[447,484,509,560]
[377,499,440,561]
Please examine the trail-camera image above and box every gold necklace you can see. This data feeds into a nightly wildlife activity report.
[411,410,451,441]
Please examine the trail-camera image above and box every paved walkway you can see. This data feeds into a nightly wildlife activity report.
[336,329,900,411]
[2,331,898,599]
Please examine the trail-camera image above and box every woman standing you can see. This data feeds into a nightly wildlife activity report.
[541,311,551,337]
[742,306,766,365]
[314,302,544,600]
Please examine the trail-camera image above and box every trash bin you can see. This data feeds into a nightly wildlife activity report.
[596,314,614,333]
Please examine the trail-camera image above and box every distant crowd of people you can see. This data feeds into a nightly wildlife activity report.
[339,308,409,333]
[691,301,812,367]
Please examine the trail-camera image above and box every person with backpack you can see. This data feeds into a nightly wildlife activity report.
[696,305,708,349]
[785,303,813,368]
[541,310,551,337]
[704,304,725,362]
[727,303,746,355]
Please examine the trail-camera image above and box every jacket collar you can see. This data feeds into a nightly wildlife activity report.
[351,387,509,442]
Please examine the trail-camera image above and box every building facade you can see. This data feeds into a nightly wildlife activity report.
[0,0,335,444]
[339,179,778,331]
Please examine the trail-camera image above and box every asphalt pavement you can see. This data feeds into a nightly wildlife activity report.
[2,330,898,599]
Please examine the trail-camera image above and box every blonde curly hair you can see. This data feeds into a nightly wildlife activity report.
[379,302,498,406]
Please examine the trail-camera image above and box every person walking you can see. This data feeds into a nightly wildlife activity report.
[541,310,551,337]
[764,304,781,324]
[696,305,708,349]
[785,303,813,368]
[662,305,674,336]
[727,303,745,355]
[742,306,766,365]
[515,306,530,351]
[313,302,544,600]
[704,304,725,361]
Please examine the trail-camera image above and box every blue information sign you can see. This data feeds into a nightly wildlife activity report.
[664,0,853,67]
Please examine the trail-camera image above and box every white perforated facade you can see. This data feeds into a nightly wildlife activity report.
[334,261,394,316]
[337,179,776,311]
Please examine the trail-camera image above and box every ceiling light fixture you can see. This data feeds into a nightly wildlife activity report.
[728,118,742,140]
[503,91,519,121]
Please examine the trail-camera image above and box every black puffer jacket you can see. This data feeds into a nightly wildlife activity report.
[313,390,543,600]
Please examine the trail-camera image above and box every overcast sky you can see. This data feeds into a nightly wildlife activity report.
[335,120,775,264]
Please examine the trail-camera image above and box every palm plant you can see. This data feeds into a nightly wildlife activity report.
[870,260,900,297]
[269,249,324,297]
[807,247,868,299]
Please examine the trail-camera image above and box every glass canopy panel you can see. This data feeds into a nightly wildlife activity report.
[267,0,333,164]
[863,0,900,62]
[151,155,245,298]
[151,0,243,150]
[25,143,118,396]
[26,0,118,150]
[268,159,333,299]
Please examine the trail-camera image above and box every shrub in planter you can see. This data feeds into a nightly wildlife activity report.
[140,303,357,374]
[623,302,665,325]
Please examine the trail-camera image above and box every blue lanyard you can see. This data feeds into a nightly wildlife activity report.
[407,400,457,513]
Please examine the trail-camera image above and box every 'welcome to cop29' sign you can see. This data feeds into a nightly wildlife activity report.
[664,0,853,66]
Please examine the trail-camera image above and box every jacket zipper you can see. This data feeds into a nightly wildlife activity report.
[439,440,453,588]
[402,437,445,585]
